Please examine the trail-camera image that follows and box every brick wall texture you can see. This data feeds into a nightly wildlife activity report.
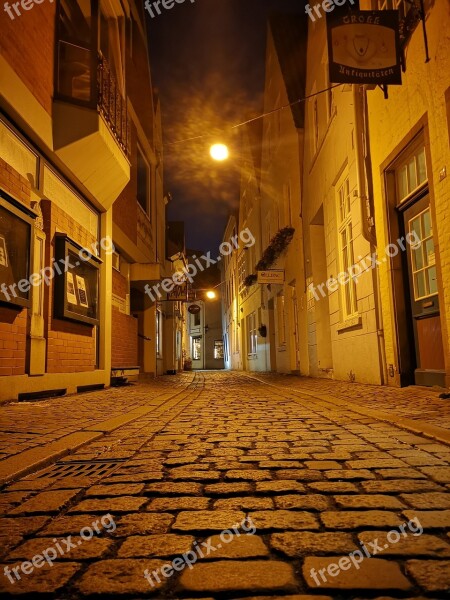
[41,200,97,374]
[111,268,138,367]
[111,308,138,368]
[0,4,56,114]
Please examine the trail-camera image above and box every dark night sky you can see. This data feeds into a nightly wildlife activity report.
[147,0,305,255]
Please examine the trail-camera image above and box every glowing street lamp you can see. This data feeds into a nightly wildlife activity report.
[205,290,216,300]
[210,143,229,161]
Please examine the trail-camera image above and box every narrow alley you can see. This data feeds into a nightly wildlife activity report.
[0,372,449,598]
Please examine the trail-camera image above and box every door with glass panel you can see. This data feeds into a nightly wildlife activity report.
[403,196,445,386]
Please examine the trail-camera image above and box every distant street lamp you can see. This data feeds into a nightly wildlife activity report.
[206,290,217,299]
[210,143,229,161]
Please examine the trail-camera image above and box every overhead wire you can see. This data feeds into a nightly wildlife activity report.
[163,83,343,147]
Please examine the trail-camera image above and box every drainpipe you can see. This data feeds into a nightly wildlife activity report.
[353,84,388,385]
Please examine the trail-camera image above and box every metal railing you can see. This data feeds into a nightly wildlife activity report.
[97,53,131,157]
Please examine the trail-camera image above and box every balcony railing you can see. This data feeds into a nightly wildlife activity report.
[97,54,131,157]
[56,43,131,158]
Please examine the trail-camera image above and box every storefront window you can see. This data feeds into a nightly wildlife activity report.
[0,197,33,308]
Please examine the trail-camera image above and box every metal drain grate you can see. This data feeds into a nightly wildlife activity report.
[28,460,124,480]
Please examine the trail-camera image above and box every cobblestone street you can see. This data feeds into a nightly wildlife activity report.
[1,371,450,599]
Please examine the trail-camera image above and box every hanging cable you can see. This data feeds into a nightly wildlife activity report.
[163,83,343,147]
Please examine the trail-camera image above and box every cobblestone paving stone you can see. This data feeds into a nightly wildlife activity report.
[0,374,196,461]
[253,372,450,430]
[0,371,449,599]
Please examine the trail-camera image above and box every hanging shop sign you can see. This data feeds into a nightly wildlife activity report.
[327,10,401,85]
[166,283,188,302]
[188,303,201,315]
[257,270,285,284]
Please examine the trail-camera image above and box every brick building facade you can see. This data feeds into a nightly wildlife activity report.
[0,0,168,400]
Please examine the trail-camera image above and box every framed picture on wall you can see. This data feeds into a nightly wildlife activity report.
[53,234,101,325]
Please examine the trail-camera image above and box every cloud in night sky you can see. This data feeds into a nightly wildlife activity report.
[148,0,304,253]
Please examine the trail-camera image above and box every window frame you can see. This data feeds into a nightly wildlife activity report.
[395,143,428,206]
[0,193,35,309]
[408,206,437,301]
[246,311,258,357]
[214,340,224,360]
[336,174,358,320]
[136,145,151,217]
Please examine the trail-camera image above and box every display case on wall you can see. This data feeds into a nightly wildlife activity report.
[0,191,35,309]
[53,233,101,326]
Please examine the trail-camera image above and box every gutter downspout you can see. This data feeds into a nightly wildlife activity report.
[353,84,388,385]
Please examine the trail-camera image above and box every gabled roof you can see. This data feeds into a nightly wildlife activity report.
[268,15,308,129]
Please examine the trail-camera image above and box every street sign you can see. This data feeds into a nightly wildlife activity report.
[327,10,401,85]
[257,270,285,284]
[188,304,201,314]
[166,284,188,301]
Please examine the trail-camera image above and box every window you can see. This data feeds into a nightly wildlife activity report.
[156,307,162,356]
[214,340,224,359]
[57,0,95,102]
[99,1,125,91]
[377,0,412,20]
[192,336,201,360]
[238,253,246,295]
[336,176,358,319]
[112,251,120,271]
[235,320,240,353]
[277,294,286,346]
[409,207,437,300]
[223,333,229,362]
[247,311,257,356]
[396,146,427,204]
[191,310,200,327]
[0,197,33,309]
[137,147,150,214]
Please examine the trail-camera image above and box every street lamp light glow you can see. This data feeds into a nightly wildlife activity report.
[206,290,216,299]
[210,144,229,161]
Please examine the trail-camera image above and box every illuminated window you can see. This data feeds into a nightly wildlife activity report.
[247,312,257,356]
[192,336,201,360]
[214,340,224,359]
[156,308,162,356]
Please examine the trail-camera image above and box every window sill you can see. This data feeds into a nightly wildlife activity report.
[337,315,362,333]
